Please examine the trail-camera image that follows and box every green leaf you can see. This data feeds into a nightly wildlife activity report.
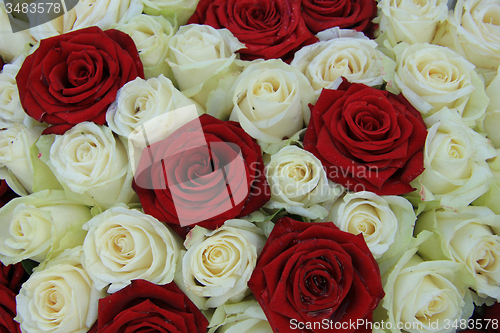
[21,259,39,275]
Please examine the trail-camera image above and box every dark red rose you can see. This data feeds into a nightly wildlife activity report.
[485,302,500,333]
[187,0,318,62]
[0,284,21,333]
[303,80,427,195]
[0,261,27,294]
[0,57,4,70]
[89,280,208,333]
[16,27,144,135]
[0,180,18,209]
[301,0,377,35]
[132,114,270,234]
[248,217,384,333]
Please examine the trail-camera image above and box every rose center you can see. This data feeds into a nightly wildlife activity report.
[348,213,377,236]
[415,293,447,320]
[40,284,65,316]
[475,240,500,274]
[202,242,239,276]
[75,141,98,162]
[483,8,500,25]
[109,229,135,261]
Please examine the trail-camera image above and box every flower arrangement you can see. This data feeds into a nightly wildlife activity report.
[0,0,499,332]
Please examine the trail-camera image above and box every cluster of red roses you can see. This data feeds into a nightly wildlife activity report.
[189,0,377,61]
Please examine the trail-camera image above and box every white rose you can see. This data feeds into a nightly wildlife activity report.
[291,29,395,96]
[483,67,500,147]
[0,56,28,127]
[180,220,266,309]
[375,0,448,46]
[229,59,315,149]
[82,205,182,293]
[208,297,272,333]
[376,250,474,333]
[167,24,246,117]
[114,14,177,79]
[0,190,92,265]
[141,0,199,26]
[264,145,343,220]
[411,108,496,211]
[473,149,500,214]
[106,75,202,138]
[15,247,106,333]
[416,206,500,302]
[0,3,35,62]
[37,122,136,210]
[0,123,42,195]
[394,43,488,127]
[325,191,416,260]
[434,0,500,80]
[29,0,143,41]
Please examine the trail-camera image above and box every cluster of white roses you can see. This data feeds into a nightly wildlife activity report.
[0,0,499,331]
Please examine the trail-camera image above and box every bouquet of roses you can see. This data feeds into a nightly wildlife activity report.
[0,0,500,331]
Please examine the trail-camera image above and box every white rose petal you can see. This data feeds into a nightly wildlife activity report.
[264,145,343,219]
[0,123,43,195]
[106,75,202,138]
[180,220,266,309]
[291,30,395,96]
[434,0,500,79]
[39,122,136,210]
[0,190,92,265]
[208,297,272,333]
[167,24,246,115]
[412,107,496,211]
[0,3,35,62]
[229,59,315,149]
[325,191,416,259]
[82,205,182,293]
[115,14,177,79]
[376,0,448,46]
[376,245,474,333]
[416,206,500,302]
[140,0,199,26]
[15,247,106,333]
[394,43,487,126]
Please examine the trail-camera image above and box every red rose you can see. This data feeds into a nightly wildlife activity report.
[89,280,208,333]
[0,57,4,70]
[303,80,427,195]
[187,0,318,62]
[301,0,377,35]
[248,217,384,333]
[0,284,21,333]
[0,261,27,294]
[485,303,500,333]
[16,27,144,135]
[132,114,270,233]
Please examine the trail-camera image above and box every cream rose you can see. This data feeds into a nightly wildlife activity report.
[229,59,315,149]
[208,297,273,333]
[416,206,500,302]
[394,43,488,127]
[37,122,136,210]
[376,249,474,333]
[0,56,27,127]
[0,123,43,196]
[483,67,500,147]
[0,2,35,62]
[291,29,395,96]
[15,247,106,333]
[325,191,416,260]
[375,0,448,46]
[411,108,496,211]
[0,190,92,265]
[106,75,202,138]
[434,0,500,81]
[114,14,177,79]
[180,219,266,309]
[167,24,246,116]
[82,205,182,293]
[28,0,143,41]
[473,149,500,214]
[264,145,343,219]
[140,0,199,26]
